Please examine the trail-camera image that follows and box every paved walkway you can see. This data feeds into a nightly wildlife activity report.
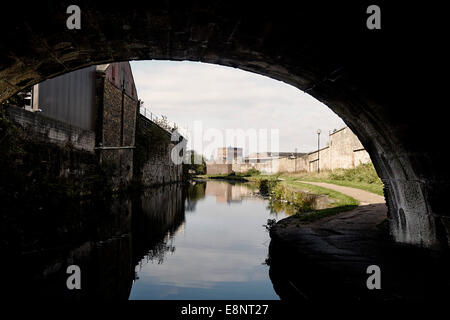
[299,181,385,205]
[298,181,386,230]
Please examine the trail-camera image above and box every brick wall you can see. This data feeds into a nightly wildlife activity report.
[97,77,138,188]
[101,80,137,148]
[206,163,233,175]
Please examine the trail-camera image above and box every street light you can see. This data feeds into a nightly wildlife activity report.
[294,147,298,172]
[317,129,321,173]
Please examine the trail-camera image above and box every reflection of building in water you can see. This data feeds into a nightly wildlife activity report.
[3,183,186,300]
[205,181,253,203]
[133,183,185,266]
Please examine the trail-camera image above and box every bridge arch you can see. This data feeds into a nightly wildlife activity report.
[0,1,446,248]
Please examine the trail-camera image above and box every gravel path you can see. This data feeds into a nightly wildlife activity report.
[296,181,387,230]
[299,181,385,205]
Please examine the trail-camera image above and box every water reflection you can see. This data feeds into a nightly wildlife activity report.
[2,181,288,300]
[185,181,206,212]
[132,184,185,267]
[2,195,134,300]
[129,181,286,300]
[204,181,256,204]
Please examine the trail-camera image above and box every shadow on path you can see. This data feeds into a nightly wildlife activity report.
[268,184,450,301]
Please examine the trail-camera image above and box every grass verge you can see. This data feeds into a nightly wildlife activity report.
[282,180,359,222]
[291,177,384,196]
[277,163,384,196]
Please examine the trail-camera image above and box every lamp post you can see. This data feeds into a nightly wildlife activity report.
[294,147,298,172]
[317,129,321,173]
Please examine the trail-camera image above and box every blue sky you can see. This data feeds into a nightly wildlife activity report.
[130,60,345,154]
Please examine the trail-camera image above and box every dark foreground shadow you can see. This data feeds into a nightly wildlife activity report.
[268,203,450,302]
[1,184,186,300]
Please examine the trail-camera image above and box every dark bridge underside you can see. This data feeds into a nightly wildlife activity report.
[0,1,447,248]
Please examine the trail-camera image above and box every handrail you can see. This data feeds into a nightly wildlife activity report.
[139,106,188,139]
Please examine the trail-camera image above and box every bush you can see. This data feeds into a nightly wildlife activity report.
[328,163,381,185]
[270,183,316,213]
[272,184,286,200]
[258,179,278,196]
[244,168,260,176]
[182,151,206,179]
[293,192,315,212]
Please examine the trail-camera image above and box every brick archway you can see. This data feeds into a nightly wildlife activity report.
[0,1,447,248]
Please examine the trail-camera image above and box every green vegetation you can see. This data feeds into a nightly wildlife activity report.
[196,168,261,182]
[244,168,261,176]
[257,179,278,196]
[279,163,384,196]
[255,176,359,222]
[199,163,381,223]
[281,180,359,222]
[183,151,206,180]
[270,183,316,213]
[329,163,380,184]
[197,172,249,182]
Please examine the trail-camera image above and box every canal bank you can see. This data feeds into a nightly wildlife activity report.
[197,173,362,220]
[268,183,450,301]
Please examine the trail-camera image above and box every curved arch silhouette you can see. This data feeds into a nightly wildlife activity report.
[0,1,446,248]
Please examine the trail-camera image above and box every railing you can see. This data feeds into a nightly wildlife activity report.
[140,106,156,122]
[139,106,188,139]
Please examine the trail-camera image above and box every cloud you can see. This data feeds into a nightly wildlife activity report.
[131,61,346,153]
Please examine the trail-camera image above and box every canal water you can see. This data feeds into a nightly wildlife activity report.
[129,180,288,300]
[2,180,290,300]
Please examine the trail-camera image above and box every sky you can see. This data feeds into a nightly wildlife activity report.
[130,60,345,157]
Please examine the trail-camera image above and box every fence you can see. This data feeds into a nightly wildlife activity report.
[139,106,188,139]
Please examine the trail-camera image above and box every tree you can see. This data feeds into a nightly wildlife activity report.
[183,150,206,178]
[155,115,172,132]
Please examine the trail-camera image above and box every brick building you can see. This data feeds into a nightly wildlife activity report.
[215,147,243,163]
[11,61,184,188]
[29,62,139,186]
[207,126,372,175]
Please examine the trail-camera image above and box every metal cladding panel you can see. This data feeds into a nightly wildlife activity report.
[37,66,97,130]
